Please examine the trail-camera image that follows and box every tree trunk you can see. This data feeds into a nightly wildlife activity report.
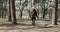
[11,0,17,24]
[20,11,22,18]
[1,9,4,18]
[52,0,58,25]
[19,7,22,19]
[8,0,11,21]
[43,10,45,19]
[43,3,46,19]
[0,11,1,18]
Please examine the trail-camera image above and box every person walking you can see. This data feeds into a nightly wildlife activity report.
[30,7,38,26]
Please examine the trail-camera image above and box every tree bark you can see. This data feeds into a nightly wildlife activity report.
[52,0,58,25]
[8,0,11,21]
[11,0,17,24]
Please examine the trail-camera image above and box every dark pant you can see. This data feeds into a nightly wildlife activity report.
[31,17,36,25]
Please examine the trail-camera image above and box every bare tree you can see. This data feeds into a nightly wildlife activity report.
[19,3,23,19]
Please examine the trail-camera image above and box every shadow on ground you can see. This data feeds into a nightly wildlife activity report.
[0,23,53,28]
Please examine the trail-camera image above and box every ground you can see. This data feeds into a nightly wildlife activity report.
[0,18,60,32]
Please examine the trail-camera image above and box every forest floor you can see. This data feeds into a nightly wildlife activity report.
[0,18,60,32]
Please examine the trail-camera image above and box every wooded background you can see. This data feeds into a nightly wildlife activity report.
[0,0,59,25]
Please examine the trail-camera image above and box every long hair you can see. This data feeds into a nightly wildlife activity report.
[30,8,37,16]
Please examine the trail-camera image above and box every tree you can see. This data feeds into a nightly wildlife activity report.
[1,0,4,18]
[8,0,11,21]
[52,0,58,25]
[19,0,28,19]
[11,0,17,24]
[42,0,46,19]
[19,1,23,19]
